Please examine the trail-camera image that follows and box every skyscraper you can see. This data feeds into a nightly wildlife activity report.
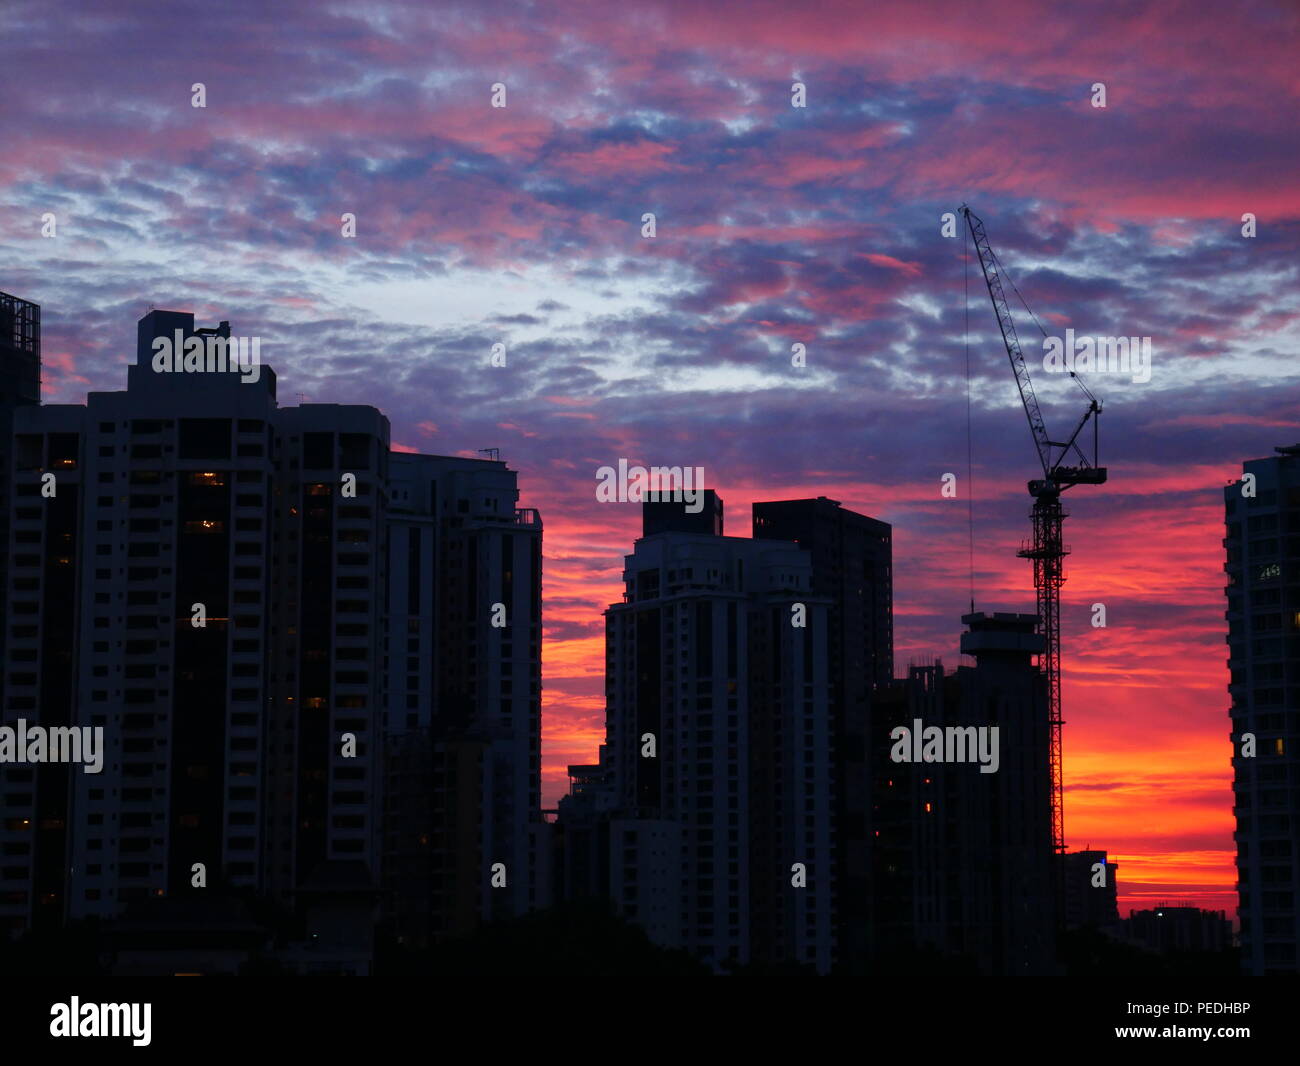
[1225,444,1300,975]
[585,497,835,972]
[0,291,40,749]
[384,452,546,943]
[0,307,546,957]
[752,496,892,969]
[0,309,390,931]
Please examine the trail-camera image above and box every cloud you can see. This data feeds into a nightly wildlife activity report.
[5,0,1296,911]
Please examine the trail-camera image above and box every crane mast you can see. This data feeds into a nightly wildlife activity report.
[961,205,1106,862]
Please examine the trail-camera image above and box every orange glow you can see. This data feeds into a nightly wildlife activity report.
[538,468,1240,918]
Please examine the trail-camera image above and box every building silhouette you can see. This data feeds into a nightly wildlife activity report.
[643,488,723,538]
[0,291,40,807]
[872,613,1056,975]
[1225,444,1300,975]
[752,496,892,969]
[1122,906,1232,954]
[0,307,545,960]
[561,495,836,972]
[1061,849,1119,930]
[384,452,546,944]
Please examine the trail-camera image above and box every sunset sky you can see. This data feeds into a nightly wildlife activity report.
[4,0,1299,918]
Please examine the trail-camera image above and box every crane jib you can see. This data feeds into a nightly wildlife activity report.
[960,204,1107,878]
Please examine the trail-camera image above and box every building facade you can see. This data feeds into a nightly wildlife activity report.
[0,307,546,953]
[384,452,546,944]
[752,496,892,969]
[0,291,40,764]
[872,613,1056,975]
[578,499,835,972]
[1225,444,1300,975]
[1061,849,1120,930]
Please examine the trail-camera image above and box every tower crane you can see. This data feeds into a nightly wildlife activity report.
[961,205,1106,860]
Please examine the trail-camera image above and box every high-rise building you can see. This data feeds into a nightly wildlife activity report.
[872,613,1056,975]
[752,496,892,969]
[1225,444,1300,975]
[643,489,723,538]
[0,291,40,737]
[265,400,391,906]
[0,310,389,932]
[384,452,546,944]
[586,497,835,972]
[752,497,892,691]
[0,307,546,954]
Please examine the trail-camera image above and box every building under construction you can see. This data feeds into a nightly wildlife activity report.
[872,613,1056,975]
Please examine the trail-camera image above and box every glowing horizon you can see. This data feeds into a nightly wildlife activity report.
[6,0,1297,923]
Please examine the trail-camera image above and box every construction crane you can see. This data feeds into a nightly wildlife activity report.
[960,205,1106,860]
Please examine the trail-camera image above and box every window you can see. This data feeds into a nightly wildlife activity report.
[178,419,231,460]
[303,433,333,469]
[339,433,371,470]
[49,433,79,468]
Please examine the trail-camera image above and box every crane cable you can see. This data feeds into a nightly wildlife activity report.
[964,214,975,615]
[990,241,1094,405]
